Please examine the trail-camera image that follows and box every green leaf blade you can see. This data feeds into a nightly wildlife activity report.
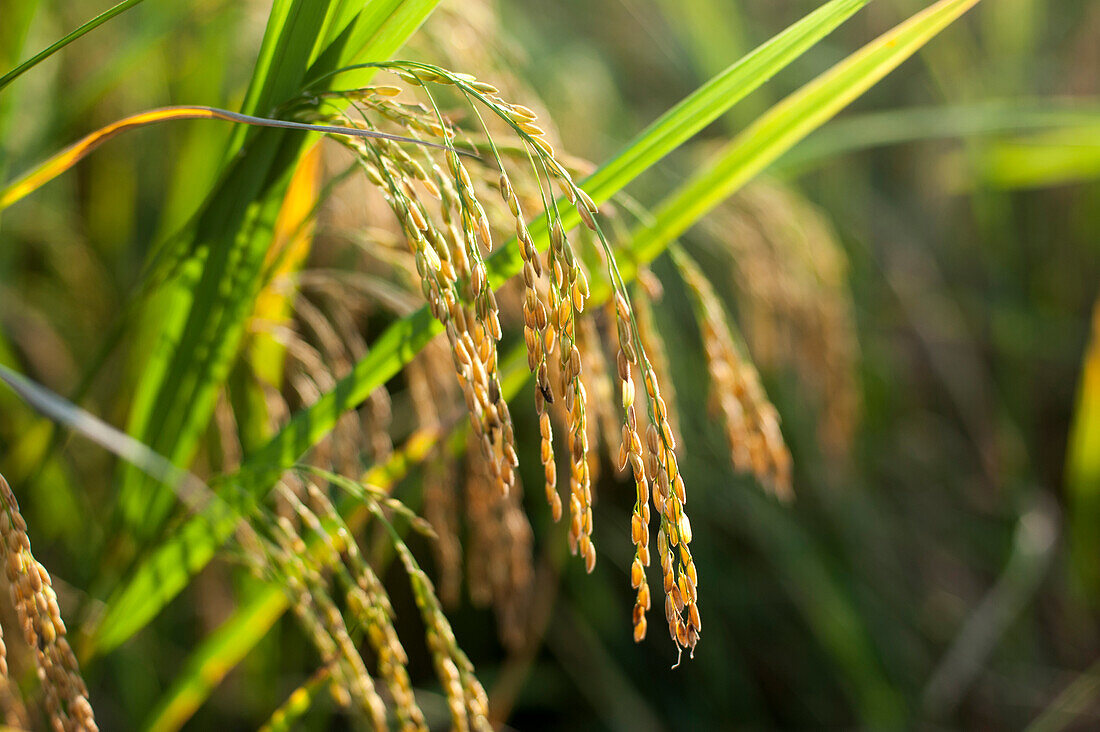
[633,0,985,265]
[0,0,148,93]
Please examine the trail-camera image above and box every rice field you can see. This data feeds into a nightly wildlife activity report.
[0,0,1097,728]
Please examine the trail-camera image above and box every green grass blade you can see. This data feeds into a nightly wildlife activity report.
[89,0,872,654]
[112,0,441,540]
[955,123,1100,189]
[0,0,39,227]
[774,99,1100,175]
[629,0,985,265]
[582,0,871,200]
[0,365,199,497]
[1068,300,1100,600]
[0,0,148,92]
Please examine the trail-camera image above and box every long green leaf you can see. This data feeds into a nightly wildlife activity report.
[0,0,148,92]
[1068,299,1100,599]
[583,0,872,201]
[955,123,1100,189]
[774,99,1100,175]
[0,365,200,497]
[89,0,873,654]
[628,0,984,267]
[111,0,442,541]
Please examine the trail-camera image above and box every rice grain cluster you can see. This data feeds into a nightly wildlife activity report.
[291,61,705,658]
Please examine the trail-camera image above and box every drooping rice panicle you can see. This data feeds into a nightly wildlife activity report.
[333,96,520,501]
[463,432,535,650]
[293,58,705,656]
[266,511,389,728]
[632,278,682,452]
[0,473,96,731]
[672,247,792,500]
[228,478,390,729]
[704,183,860,462]
[374,508,491,732]
[294,482,427,731]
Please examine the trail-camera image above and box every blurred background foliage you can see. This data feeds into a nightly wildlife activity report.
[0,0,1099,729]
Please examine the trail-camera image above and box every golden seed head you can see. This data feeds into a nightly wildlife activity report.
[688,602,701,632]
[584,542,597,573]
[531,136,554,156]
[614,292,629,321]
[572,279,586,313]
[577,187,598,214]
[519,121,546,137]
[509,104,538,121]
[470,80,500,95]
[578,205,596,230]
